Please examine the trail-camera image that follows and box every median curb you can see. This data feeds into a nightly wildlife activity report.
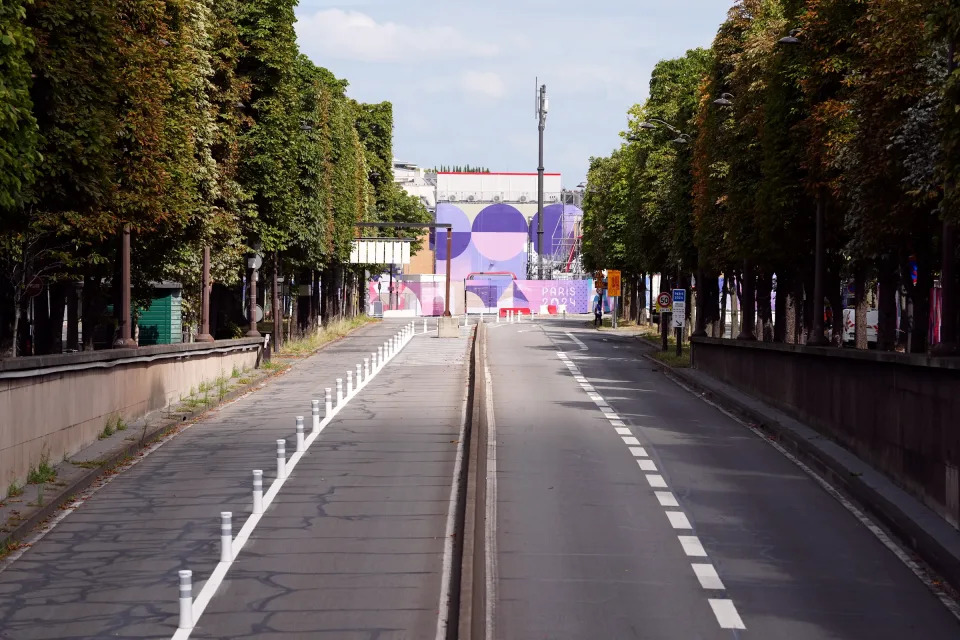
[640,348,960,595]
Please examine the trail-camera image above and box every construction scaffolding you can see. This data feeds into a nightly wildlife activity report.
[527,190,584,280]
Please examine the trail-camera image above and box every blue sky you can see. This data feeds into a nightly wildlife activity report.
[295,1,733,188]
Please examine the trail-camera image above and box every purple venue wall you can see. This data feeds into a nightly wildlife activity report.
[432,202,581,281]
[367,279,593,316]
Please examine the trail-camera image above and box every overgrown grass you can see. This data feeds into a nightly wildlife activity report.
[98,414,125,439]
[27,453,56,485]
[651,349,691,368]
[72,459,103,470]
[6,480,23,499]
[278,315,377,356]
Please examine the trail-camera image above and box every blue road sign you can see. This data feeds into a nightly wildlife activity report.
[673,289,686,303]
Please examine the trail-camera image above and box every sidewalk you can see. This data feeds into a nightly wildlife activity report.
[0,320,467,639]
[643,347,960,595]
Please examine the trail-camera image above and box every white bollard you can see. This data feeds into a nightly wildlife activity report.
[325,388,332,417]
[220,512,232,562]
[336,378,343,405]
[364,357,370,379]
[252,470,263,514]
[295,416,304,452]
[423,318,428,333]
[378,346,383,365]
[311,400,320,433]
[372,351,378,372]
[276,439,286,480]
[480,311,484,324]
[356,363,362,386]
[347,371,353,396]
[178,570,193,630]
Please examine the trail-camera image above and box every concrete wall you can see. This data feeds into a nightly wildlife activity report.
[0,339,262,488]
[691,337,960,528]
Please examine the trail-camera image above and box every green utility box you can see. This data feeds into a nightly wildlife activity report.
[138,283,183,345]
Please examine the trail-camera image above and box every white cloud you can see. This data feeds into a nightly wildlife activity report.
[296,9,499,62]
[460,71,506,99]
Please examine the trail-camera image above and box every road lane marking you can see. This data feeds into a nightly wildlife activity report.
[434,343,472,640]
[692,564,725,590]
[655,491,679,507]
[646,474,668,488]
[483,342,499,640]
[565,331,588,350]
[665,511,692,529]
[679,535,707,557]
[551,346,746,631]
[708,599,746,629]
[171,327,419,640]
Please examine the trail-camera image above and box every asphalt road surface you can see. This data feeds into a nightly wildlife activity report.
[485,316,960,639]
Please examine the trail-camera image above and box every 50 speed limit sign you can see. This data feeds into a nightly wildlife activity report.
[656,292,672,312]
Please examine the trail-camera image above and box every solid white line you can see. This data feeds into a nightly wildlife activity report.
[660,369,960,621]
[708,598,746,629]
[434,346,471,640]
[665,510,692,529]
[692,563,725,590]
[629,447,648,457]
[621,436,641,446]
[637,459,658,472]
[484,344,499,640]
[655,491,678,507]
[565,331,588,351]
[678,535,707,557]
[614,427,632,435]
[646,474,668,488]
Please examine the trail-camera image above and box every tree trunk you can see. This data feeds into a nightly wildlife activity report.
[44,281,67,354]
[826,264,843,347]
[877,257,897,351]
[320,266,331,326]
[756,271,773,342]
[774,272,789,343]
[66,283,79,351]
[854,267,868,349]
[733,274,742,337]
[905,258,931,354]
[737,262,756,340]
[12,303,21,357]
[717,274,728,338]
[82,275,101,351]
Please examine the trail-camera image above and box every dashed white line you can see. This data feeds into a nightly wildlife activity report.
[692,564,725,590]
[637,459,658,472]
[678,535,708,557]
[655,491,679,507]
[665,511,692,529]
[708,599,746,629]
[552,346,746,632]
[646,474,668,488]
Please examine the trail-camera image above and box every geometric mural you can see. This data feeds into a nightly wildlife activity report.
[433,201,582,281]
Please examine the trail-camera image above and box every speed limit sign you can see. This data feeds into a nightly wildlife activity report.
[656,292,672,312]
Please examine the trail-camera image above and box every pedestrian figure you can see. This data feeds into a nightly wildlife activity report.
[594,294,603,328]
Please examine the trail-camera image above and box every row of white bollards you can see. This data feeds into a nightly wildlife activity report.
[176,321,421,632]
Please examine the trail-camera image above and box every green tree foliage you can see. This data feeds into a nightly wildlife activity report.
[0,0,401,354]
[585,0,958,350]
[0,0,39,213]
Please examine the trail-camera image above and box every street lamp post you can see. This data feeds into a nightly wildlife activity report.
[537,83,548,280]
[245,245,262,338]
